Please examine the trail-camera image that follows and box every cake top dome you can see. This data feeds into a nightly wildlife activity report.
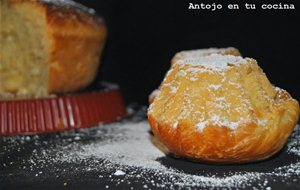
[148,53,288,132]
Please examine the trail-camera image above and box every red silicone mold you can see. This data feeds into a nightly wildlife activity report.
[0,88,126,136]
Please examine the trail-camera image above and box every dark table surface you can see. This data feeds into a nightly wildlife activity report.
[1,107,300,190]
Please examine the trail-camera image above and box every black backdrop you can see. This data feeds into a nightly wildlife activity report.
[75,0,299,105]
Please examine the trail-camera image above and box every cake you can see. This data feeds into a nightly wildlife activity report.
[149,47,241,104]
[0,0,107,98]
[148,53,299,163]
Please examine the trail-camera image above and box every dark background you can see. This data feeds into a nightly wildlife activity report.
[75,0,299,105]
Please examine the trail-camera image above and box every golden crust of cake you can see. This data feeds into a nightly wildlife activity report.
[0,0,107,98]
[148,54,299,163]
[149,47,241,104]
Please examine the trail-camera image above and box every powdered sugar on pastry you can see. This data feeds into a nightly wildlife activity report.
[148,54,259,132]
[148,52,299,163]
[175,54,247,71]
[172,47,241,64]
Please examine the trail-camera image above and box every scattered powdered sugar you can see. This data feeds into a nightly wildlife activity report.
[196,116,241,132]
[257,119,267,127]
[176,70,187,77]
[172,121,179,129]
[1,113,300,189]
[61,122,165,170]
[196,115,268,132]
[114,170,126,176]
[209,84,222,90]
[287,123,300,156]
[189,76,198,81]
[176,54,247,71]
[196,121,208,132]
[149,89,160,98]
[148,89,160,103]
[169,86,177,93]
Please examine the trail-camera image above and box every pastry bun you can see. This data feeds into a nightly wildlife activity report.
[148,53,299,163]
[0,0,107,98]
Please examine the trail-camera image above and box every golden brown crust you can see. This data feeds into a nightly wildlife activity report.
[43,0,107,93]
[148,95,299,163]
[147,54,299,164]
[48,33,106,93]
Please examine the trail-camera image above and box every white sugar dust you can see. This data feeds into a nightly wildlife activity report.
[2,118,300,189]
